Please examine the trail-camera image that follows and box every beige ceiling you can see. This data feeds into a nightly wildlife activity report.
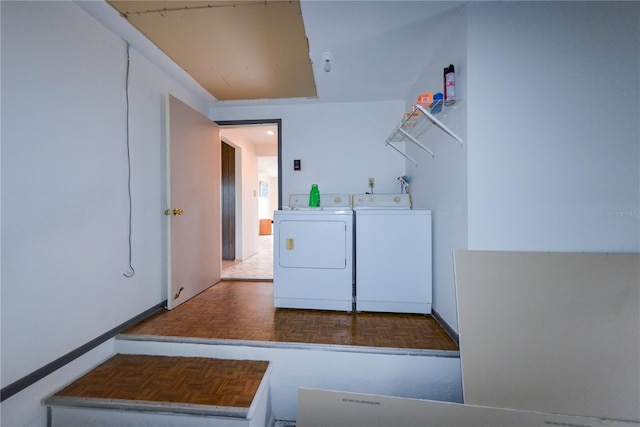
[108,0,317,101]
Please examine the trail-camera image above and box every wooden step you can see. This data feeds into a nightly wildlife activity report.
[44,354,273,427]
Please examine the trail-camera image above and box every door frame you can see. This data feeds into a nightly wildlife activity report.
[216,119,282,210]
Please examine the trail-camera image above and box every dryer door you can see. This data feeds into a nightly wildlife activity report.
[278,220,347,269]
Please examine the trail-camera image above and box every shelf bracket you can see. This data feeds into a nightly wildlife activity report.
[396,128,435,157]
[385,141,417,165]
[414,103,463,145]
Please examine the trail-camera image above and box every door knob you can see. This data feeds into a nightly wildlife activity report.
[164,208,184,216]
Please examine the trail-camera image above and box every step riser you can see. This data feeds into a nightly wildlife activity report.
[45,338,461,426]
[115,337,462,422]
[48,406,275,427]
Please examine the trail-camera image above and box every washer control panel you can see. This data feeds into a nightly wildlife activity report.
[352,193,411,209]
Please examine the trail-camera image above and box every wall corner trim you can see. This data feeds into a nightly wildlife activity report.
[432,308,459,345]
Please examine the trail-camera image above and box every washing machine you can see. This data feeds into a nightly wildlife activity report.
[353,193,432,314]
[273,194,353,311]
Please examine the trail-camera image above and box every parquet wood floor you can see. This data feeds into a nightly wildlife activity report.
[50,282,456,413]
[123,281,458,352]
[52,354,268,408]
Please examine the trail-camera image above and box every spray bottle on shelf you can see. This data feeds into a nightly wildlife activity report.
[444,64,456,105]
[309,184,320,207]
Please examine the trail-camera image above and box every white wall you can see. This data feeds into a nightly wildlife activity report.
[466,1,640,253]
[240,144,260,260]
[258,174,278,220]
[3,2,636,425]
[211,101,406,199]
[0,2,212,425]
[404,7,468,333]
[1,341,115,427]
[269,175,279,218]
[405,1,640,335]
[256,145,278,218]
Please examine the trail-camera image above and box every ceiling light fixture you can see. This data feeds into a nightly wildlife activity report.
[322,52,333,73]
[267,130,274,135]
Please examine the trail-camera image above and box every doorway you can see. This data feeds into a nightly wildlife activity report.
[217,119,281,281]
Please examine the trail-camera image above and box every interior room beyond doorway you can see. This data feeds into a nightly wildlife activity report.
[219,121,280,281]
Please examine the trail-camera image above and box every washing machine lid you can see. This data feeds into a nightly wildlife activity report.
[288,193,352,210]
[352,193,411,209]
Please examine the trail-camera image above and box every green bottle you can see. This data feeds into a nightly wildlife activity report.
[309,184,320,207]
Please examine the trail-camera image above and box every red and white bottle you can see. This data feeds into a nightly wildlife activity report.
[444,64,455,104]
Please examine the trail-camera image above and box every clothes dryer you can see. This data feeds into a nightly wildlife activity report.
[273,194,353,311]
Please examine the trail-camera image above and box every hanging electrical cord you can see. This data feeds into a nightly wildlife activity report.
[123,42,135,278]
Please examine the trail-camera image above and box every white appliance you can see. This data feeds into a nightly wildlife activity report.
[353,194,432,314]
[273,194,353,311]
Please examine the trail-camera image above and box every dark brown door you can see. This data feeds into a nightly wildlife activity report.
[221,142,235,260]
